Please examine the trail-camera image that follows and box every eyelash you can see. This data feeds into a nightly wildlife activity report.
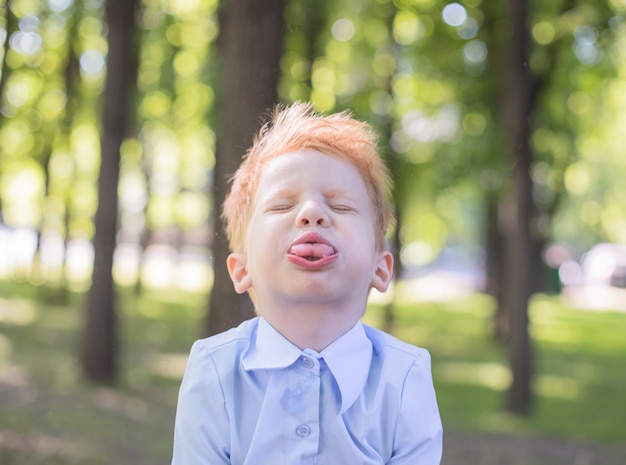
[329,204,354,212]
[266,202,355,213]
[267,203,294,212]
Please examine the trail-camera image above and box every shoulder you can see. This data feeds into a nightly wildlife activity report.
[193,317,258,352]
[185,317,259,375]
[362,323,434,395]
[354,325,442,463]
[363,323,431,366]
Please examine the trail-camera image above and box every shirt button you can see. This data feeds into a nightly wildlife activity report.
[301,356,314,369]
[295,424,311,438]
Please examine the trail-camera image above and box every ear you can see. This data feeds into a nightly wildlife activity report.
[370,250,394,292]
[226,253,252,294]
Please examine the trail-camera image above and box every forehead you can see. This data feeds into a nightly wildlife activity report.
[257,149,367,193]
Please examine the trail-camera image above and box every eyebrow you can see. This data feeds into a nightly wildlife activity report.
[323,189,359,202]
[261,187,297,201]
[265,186,358,199]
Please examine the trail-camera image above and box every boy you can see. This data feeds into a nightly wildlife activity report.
[171,102,443,464]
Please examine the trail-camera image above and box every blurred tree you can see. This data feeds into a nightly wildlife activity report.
[206,0,284,335]
[132,2,217,295]
[0,0,18,223]
[38,2,82,302]
[498,0,535,415]
[280,0,328,102]
[80,0,138,383]
[365,0,406,332]
[490,0,618,413]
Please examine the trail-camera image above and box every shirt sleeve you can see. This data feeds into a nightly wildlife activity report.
[171,341,231,465]
[387,350,443,465]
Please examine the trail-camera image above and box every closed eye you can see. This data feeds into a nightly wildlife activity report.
[266,203,294,213]
[329,204,356,213]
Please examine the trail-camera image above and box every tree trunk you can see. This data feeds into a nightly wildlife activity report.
[379,0,402,333]
[206,0,284,336]
[80,0,137,384]
[0,1,18,224]
[500,0,535,414]
[0,1,16,122]
[302,0,326,96]
[486,192,509,341]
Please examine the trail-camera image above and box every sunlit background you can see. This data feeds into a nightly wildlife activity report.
[1,0,625,301]
[1,0,626,463]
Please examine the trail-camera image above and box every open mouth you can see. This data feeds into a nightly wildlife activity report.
[288,242,336,261]
[287,232,338,268]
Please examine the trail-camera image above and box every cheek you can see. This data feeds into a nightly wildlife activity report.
[246,216,268,241]
[350,218,378,247]
[256,215,293,239]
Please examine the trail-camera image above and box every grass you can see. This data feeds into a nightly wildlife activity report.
[365,292,626,444]
[1,280,625,464]
[0,281,205,464]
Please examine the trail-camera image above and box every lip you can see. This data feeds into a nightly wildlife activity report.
[286,231,338,269]
[289,231,336,250]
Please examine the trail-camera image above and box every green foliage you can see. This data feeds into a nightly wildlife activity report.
[0,0,624,281]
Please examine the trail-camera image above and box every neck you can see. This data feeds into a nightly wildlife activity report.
[257,301,363,351]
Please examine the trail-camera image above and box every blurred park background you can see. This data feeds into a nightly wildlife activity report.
[1,0,626,463]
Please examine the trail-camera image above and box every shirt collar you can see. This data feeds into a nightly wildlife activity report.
[241,317,303,370]
[320,321,372,414]
[242,317,372,414]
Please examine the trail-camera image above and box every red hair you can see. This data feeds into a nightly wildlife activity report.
[222,102,394,252]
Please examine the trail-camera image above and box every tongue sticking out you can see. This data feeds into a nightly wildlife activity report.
[289,243,335,260]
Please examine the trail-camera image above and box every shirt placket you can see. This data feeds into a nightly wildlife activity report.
[283,353,321,464]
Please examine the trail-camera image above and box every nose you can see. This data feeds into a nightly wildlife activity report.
[295,200,329,227]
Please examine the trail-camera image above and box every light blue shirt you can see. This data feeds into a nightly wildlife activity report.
[171,317,442,465]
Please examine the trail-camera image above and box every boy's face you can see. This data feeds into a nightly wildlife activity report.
[227,150,393,313]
